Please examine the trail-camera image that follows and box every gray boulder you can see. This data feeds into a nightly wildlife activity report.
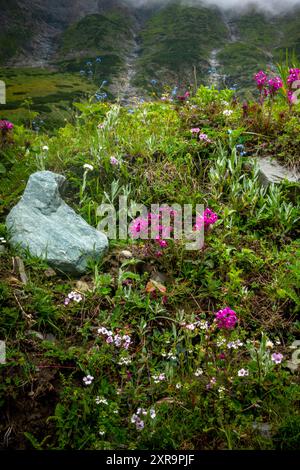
[257,157,300,187]
[6,171,108,274]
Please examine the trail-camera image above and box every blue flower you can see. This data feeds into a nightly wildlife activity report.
[96,57,102,63]
[171,87,178,96]
[236,144,245,152]
[128,109,135,114]
[86,61,93,67]
[150,79,157,85]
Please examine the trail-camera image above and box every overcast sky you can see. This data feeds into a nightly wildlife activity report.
[124,0,300,14]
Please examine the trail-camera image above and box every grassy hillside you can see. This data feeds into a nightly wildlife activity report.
[0,82,299,450]
[0,68,97,128]
[135,3,228,88]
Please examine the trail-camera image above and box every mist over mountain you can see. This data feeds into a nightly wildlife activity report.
[125,0,300,14]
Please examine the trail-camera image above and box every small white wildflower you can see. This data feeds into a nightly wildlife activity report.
[114,334,122,347]
[131,414,138,423]
[137,408,147,416]
[238,369,249,377]
[194,368,203,377]
[42,145,49,151]
[99,431,105,436]
[176,383,182,389]
[149,408,156,419]
[266,340,274,349]
[186,323,195,331]
[98,327,108,335]
[83,375,94,385]
[223,109,233,116]
[198,320,209,330]
[95,396,108,405]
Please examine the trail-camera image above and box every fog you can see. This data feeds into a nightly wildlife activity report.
[124,0,300,14]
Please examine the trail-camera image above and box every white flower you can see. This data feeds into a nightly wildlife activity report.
[197,320,209,330]
[114,334,122,347]
[149,408,156,419]
[98,327,108,335]
[266,340,274,349]
[0,237,6,244]
[99,431,105,436]
[83,163,94,171]
[238,369,249,377]
[118,357,132,366]
[42,145,49,151]
[194,368,203,377]
[95,396,108,405]
[68,291,82,303]
[176,383,182,389]
[223,109,233,116]
[131,414,138,423]
[186,323,195,331]
[137,408,147,416]
[83,375,94,385]
[218,386,226,395]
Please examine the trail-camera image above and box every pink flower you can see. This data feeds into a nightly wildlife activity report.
[194,208,218,231]
[129,216,149,238]
[254,71,268,90]
[190,128,200,134]
[268,76,283,96]
[110,156,119,165]
[287,68,300,86]
[0,120,14,132]
[158,239,168,248]
[199,133,212,143]
[203,208,218,227]
[215,307,238,330]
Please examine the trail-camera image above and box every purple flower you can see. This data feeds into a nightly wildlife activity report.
[271,353,283,364]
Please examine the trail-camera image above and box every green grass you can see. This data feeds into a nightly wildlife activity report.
[0,68,97,127]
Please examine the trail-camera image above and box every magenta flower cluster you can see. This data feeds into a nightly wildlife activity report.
[194,208,218,231]
[0,120,14,132]
[130,206,178,248]
[254,71,283,100]
[215,307,238,330]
